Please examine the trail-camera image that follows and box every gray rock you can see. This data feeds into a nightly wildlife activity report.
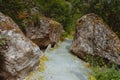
[24,16,63,48]
[0,12,41,80]
[71,13,120,65]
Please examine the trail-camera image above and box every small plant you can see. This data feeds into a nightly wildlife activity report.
[85,53,120,80]
[39,76,44,80]
[92,65,120,80]
[61,32,68,40]
[39,55,49,72]
[0,35,5,45]
[85,54,106,67]
[89,74,96,80]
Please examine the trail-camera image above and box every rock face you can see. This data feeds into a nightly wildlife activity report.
[0,12,41,80]
[71,13,120,65]
[24,16,63,48]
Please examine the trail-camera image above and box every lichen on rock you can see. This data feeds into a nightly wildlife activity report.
[71,13,120,65]
[23,14,63,48]
[0,12,41,80]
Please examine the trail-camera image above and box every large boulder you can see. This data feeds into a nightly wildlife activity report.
[71,13,120,65]
[24,16,63,48]
[0,12,41,80]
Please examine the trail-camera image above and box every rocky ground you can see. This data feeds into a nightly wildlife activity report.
[1,12,120,80]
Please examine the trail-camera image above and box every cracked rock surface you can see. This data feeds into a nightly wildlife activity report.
[71,13,120,65]
[0,12,41,80]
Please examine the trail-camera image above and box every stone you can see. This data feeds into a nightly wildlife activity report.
[0,12,41,80]
[24,16,63,48]
[71,13,120,65]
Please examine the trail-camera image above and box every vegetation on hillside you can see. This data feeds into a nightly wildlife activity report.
[85,54,120,80]
[71,0,120,37]
[0,0,120,37]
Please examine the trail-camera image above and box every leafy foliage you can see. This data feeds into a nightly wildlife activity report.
[0,0,120,37]
[85,54,120,80]
[92,65,120,80]
[71,0,120,37]
[35,0,73,33]
[0,0,34,30]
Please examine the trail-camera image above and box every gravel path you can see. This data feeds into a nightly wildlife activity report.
[25,39,91,80]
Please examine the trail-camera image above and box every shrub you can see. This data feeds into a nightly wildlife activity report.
[85,54,120,80]
[0,0,120,37]
[71,0,120,37]
[92,65,120,80]
[0,0,34,30]
[35,0,74,34]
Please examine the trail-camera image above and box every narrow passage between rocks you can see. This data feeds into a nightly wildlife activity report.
[25,39,91,80]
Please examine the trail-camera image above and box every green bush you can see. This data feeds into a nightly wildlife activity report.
[0,0,75,35]
[92,65,120,80]
[0,0,34,30]
[35,0,75,34]
[71,0,120,37]
[0,0,26,18]
[34,0,120,37]
[85,54,120,80]
[0,0,120,37]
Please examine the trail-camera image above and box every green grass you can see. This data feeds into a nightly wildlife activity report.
[85,54,120,80]
[92,65,120,80]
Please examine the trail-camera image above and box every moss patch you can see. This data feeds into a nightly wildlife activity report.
[39,76,44,80]
[89,74,96,80]
[25,55,49,80]
[25,70,39,80]
[39,55,49,72]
